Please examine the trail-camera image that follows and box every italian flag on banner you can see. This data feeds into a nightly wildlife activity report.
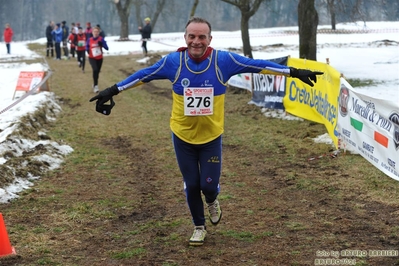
[350,117,389,148]
[338,78,399,181]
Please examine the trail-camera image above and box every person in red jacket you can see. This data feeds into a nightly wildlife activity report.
[86,26,108,93]
[3,23,13,54]
[68,27,77,59]
[76,27,87,73]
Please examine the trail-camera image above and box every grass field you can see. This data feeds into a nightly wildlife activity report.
[0,44,398,266]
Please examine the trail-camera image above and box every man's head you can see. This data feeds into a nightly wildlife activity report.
[184,17,212,59]
[144,17,151,24]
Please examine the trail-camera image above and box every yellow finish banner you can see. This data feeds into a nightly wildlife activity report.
[284,58,341,147]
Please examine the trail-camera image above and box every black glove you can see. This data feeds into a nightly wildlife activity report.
[98,40,102,46]
[96,97,115,115]
[89,84,119,105]
[290,67,324,87]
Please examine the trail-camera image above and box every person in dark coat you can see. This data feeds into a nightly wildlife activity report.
[138,17,152,57]
[61,21,69,58]
[45,21,54,57]
[85,22,93,40]
[96,24,105,39]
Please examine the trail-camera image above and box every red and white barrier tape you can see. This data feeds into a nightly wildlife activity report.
[149,28,399,42]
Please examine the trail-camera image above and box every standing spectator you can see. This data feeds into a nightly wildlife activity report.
[68,27,77,58]
[52,23,63,60]
[138,17,152,57]
[61,21,69,58]
[76,27,86,73]
[85,22,93,40]
[3,23,13,54]
[45,21,54,57]
[86,26,108,92]
[96,24,105,39]
[71,22,78,34]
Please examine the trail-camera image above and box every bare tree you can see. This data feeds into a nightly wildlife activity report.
[133,0,143,31]
[298,0,318,60]
[327,0,336,30]
[323,0,370,30]
[113,0,134,40]
[134,0,166,30]
[221,0,267,58]
[151,0,166,28]
[190,0,200,18]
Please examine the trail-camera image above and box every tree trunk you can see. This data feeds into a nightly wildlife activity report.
[134,0,143,29]
[114,0,133,40]
[298,0,318,60]
[241,15,252,58]
[120,13,130,39]
[327,0,336,30]
[151,0,166,29]
[221,0,266,59]
[190,0,200,18]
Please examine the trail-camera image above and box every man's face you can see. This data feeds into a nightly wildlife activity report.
[184,22,212,58]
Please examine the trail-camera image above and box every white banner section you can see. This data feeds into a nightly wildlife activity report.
[227,73,252,91]
[338,78,399,181]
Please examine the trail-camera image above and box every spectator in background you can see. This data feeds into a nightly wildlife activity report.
[76,27,86,73]
[96,24,105,38]
[71,22,78,34]
[138,17,152,57]
[86,26,108,92]
[52,23,63,60]
[61,21,69,58]
[45,21,54,57]
[3,23,13,54]
[68,27,77,58]
[85,22,93,40]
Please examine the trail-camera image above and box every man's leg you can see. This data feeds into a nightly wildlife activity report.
[199,135,222,225]
[172,133,204,226]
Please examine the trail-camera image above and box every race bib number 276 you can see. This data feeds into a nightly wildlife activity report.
[184,87,214,116]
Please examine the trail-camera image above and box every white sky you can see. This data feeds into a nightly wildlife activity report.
[0,21,398,203]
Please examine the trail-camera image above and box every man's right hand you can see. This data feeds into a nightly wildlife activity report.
[89,84,119,105]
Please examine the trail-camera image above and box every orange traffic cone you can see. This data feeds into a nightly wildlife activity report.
[0,213,16,257]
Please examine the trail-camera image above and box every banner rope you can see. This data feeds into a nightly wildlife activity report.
[308,149,341,161]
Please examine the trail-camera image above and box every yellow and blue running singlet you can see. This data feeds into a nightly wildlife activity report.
[115,48,291,225]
